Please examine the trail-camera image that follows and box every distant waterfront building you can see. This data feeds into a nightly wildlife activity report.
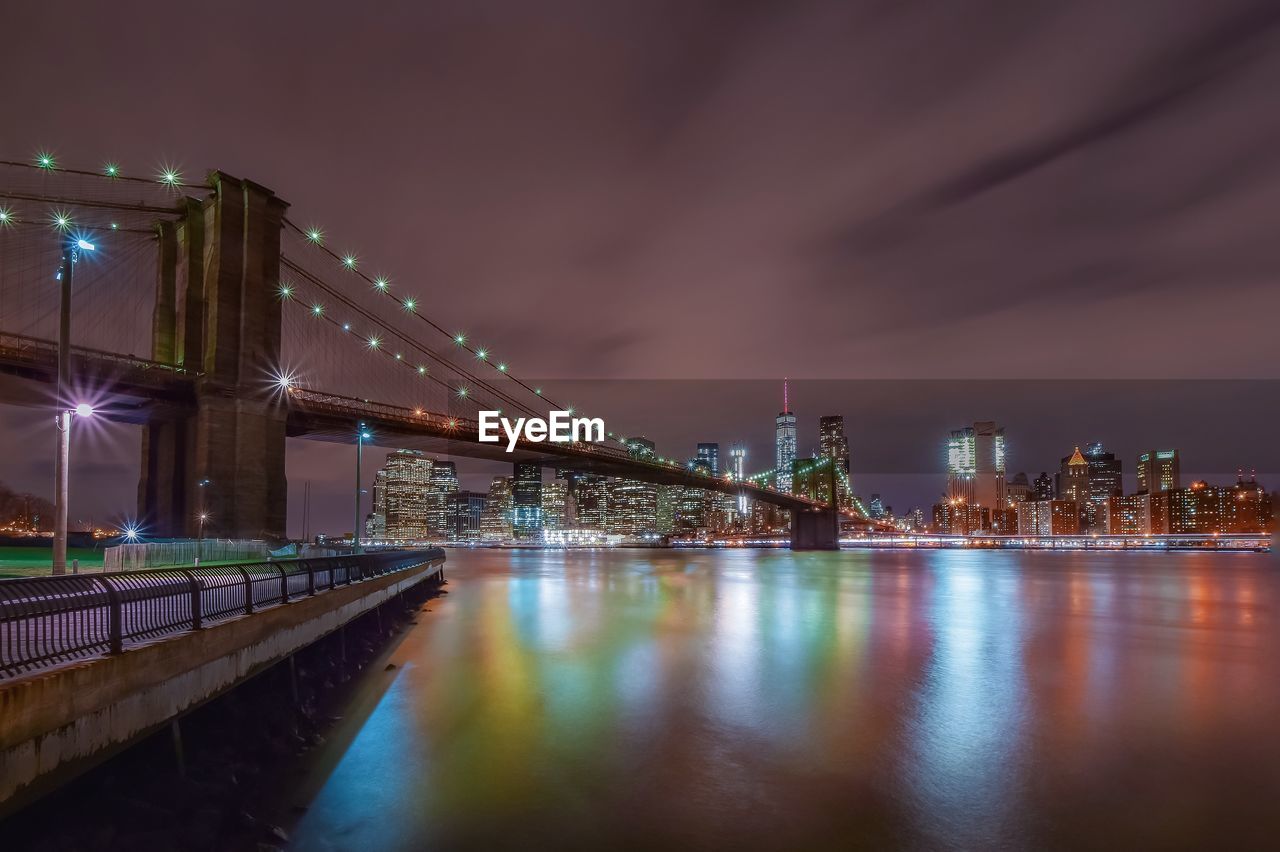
[481,476,513,541]
[868,494,886,519]
[1165,481,1225,534]
[607,478,657,538]
[932,499,986,535]
[576,475,609,530]
[776,379,797,493]
[541,480,573,530]
[947,421,1005,511]
[368,468,388,539]
[1227,475,1272,533]
[655,485,676,534]
[818,415,851,507]
[1017,499,1080,536]
[427,460,459,540]
[1033,472,1054,500]
[449,491,487,542]
[1107,492,1154,535]
[1006,472,1031,504]
[1054,446,1090,524]
[382,450,433,539]
[696,443,720,476]
[1137,449,1181,494]
[511,463,543,541]
[729,442,749,516]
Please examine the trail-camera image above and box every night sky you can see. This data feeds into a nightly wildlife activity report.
[2,1,1278,534]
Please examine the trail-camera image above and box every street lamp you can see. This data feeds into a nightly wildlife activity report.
[354,424,371,553]
[196,479,212,562]
[51,236,94,575]
[52,403,94,573]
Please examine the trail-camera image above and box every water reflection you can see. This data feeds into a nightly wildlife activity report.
[288,549,1280,850]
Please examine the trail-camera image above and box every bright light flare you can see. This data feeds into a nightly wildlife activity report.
[373,276,389,290]
[366,334,381,350]
[35,150,56,169]
[73,403,94,418]
[475,348,488,360]
[103,162,120,178]
[311,303,324,316]
[454,333,466,346]
[122,523,142,542]
[271,369,299,392]
[342,253,358,270]
[306,227,324,244]
[402,297,416,312]
[51,210,72,231]
[76,239,95,251]
[277,282,294,300]
[0,207,13,227]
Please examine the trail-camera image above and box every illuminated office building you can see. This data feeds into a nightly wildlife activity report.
[382,450,433,539]
[576,475,609,530]
[449,491,487,542]
[541,480,573,530]
[818,415,851,506]
[512,462,543,541]
[729,442,749,516]
[607,478,658,537]
[696,443,720,476]
[1137,449,1180,494]
[426,460,458,540]
[776,379,797,493]
[481,476,513,542]
[947,421,1005,510]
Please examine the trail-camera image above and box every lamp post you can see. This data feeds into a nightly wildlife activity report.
[52,238,94,575]
[354,424,371,553]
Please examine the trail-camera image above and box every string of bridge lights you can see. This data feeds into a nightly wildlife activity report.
[282,218,561,416]
[278,254,568,421]
[3,151,201,188]
[1,150,571,418]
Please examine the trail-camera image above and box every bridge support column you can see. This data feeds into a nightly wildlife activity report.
[791,507,840,550]
[139,173,289,539]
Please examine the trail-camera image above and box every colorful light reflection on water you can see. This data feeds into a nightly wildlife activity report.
[288,548,1280,850]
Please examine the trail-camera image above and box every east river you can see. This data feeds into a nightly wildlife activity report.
[285,548,1280,850]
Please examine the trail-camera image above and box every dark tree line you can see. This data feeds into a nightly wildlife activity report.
[0,481,55,531]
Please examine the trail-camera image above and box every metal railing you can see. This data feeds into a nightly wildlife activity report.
[0,549,443,678]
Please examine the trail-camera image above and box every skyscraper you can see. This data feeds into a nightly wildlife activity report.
[947,421,1006,511]
[541,480,573,531]
[696,443,720,476]
[382,450,433,539]
[729,442,748,516]
[426,460,459,540]
[818,415,850,507]
[512,462,543,541]
[776,379,797,493]
[607,478,658,538]
[576,475,609,530]
[481,476,513,541]
[448,490,487,542]
[1136,449,1180,494]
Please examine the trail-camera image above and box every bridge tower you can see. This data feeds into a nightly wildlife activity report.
[137,173,289,539]
[790,458,840,549]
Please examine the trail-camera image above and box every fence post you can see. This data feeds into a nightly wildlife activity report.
[182,571,202,630]
[307,561,316,596]
[98,577,124,654]
[277,564,289,604]
[237,567,253,614]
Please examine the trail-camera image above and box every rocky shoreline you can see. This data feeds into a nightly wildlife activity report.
[3,580,446,851]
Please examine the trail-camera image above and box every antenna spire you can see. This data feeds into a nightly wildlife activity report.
[783,377,789,413]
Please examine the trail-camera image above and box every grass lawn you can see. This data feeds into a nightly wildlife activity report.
[0,546,105,577]
[0,547,298,579]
